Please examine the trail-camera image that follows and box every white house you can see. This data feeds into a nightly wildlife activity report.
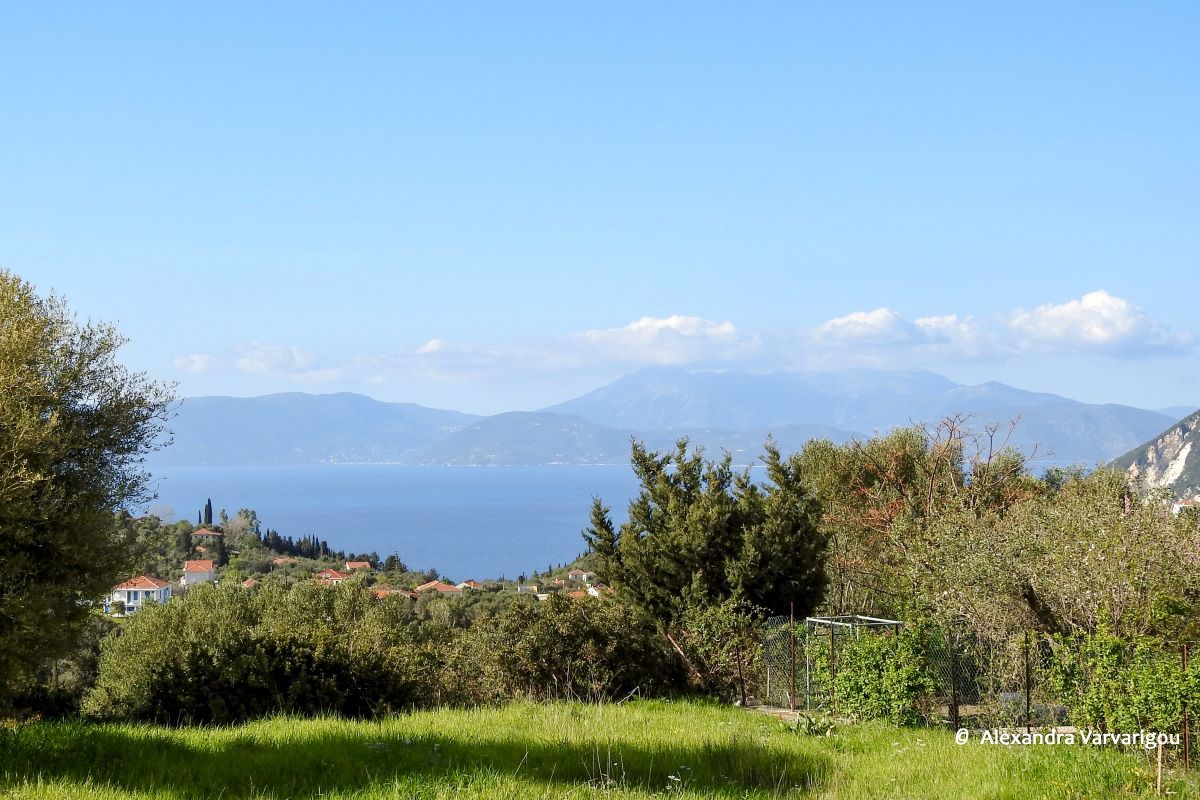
[516,584,539,594]
[568,568,595,583]
[181,559,216,586]
[109,575,171,614]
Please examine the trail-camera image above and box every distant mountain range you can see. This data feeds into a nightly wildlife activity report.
[148,368,1189,468]
[1112,409,1200,499]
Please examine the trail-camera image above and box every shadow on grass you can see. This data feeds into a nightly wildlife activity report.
[0,720,830,798]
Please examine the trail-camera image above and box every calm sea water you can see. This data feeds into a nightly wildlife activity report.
[139,465,644,580]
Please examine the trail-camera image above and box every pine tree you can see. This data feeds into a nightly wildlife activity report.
[582,498,619,581]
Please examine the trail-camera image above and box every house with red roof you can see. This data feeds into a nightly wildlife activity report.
[345,560,373,572]
[456,580,484,591]
[109,575,172,614]
[415,580,462,594]
[315,568,351,586]
[181,559,216,586]
[191,527,223,539]
[241,578,259,589]
[568,568,595,583]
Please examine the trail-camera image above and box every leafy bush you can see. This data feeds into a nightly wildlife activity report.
[449,594,682,703]
[1047,629,1200,734]
[831,627,934,725]
[84,582,435,723]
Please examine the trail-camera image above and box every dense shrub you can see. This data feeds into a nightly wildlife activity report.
[449,594,682,703]
[831,627,934,725]
[84,582,435,723]
[1047,629,1200,734]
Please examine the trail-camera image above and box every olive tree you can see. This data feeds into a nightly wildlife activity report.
[0,270,173,702]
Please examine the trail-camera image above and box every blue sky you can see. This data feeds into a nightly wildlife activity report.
[2,3,1197,414]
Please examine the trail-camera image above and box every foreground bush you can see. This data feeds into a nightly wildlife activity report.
[1047,628,1200,734]
[832,626,935,725]
[447,593,682,703]
[84,582,436,723]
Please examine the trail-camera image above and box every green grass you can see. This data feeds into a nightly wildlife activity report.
[0,700,1192,799]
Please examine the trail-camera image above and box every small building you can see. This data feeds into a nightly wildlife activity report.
[456,580,484,591]
[568,568,595,583]
[240,578,259,589]
[1172,499,1200,515]
[587,584,615,598]
[416,580,462,594]
[315,568,351,585]
[516,584,539,594]
[110,576,172,614]
[181,559,216,586]
[345,560,373,572]
[192,527,223,539]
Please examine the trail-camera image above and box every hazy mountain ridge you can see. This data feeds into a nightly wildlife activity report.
[153,392,481,466]
[150,370,1179,467]
[1112,408,1200,499]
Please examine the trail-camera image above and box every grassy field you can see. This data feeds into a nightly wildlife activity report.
[0,700,1192,799]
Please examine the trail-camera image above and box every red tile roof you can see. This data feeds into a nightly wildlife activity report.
[416,580,461,594]
[316,568,351,580]
[184,560,214,572]
[345,561,373,570]
[192,528,223,537]
[114,575,170,590]
[241,578,258,588]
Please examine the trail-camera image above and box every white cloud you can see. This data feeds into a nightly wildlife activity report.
[578,315,755,365]
[233,342,342,382]
[1008,290,1192,355]
[185,294,1191,392]
[814,308,924,345]
[172,353,219,373]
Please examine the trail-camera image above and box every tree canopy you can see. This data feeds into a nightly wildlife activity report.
[0,270,173,702]
[585,438,827,621]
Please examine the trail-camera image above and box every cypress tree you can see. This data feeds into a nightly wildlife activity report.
[203,498,213,527]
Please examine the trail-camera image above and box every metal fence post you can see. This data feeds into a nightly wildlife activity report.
[830,622,837,711]
[1184,643,1191,771]
[949,628,960,729]
[1024,631,1032,733]
[789,602,796,713]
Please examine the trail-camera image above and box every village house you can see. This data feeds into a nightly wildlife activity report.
[516,584,539,594]
[315,568,351,585]
[345,560,373,572]
[191,527,223,540]
[416,579,462,594]
[240,578,258,589]
[456,579,484,591]
[568,568,595,583]
[109,575,172,614]
[181,559,215,586]
[1171,498,1200,515]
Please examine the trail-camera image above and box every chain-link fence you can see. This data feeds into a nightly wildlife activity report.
[761,618,1200,765]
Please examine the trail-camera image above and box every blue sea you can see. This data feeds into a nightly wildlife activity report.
[139,465,645,581]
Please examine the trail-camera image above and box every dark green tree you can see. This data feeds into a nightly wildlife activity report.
[203,499,212,527]
[178,527,193,555]
[590,439,827,622]
[581,498,619,581]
